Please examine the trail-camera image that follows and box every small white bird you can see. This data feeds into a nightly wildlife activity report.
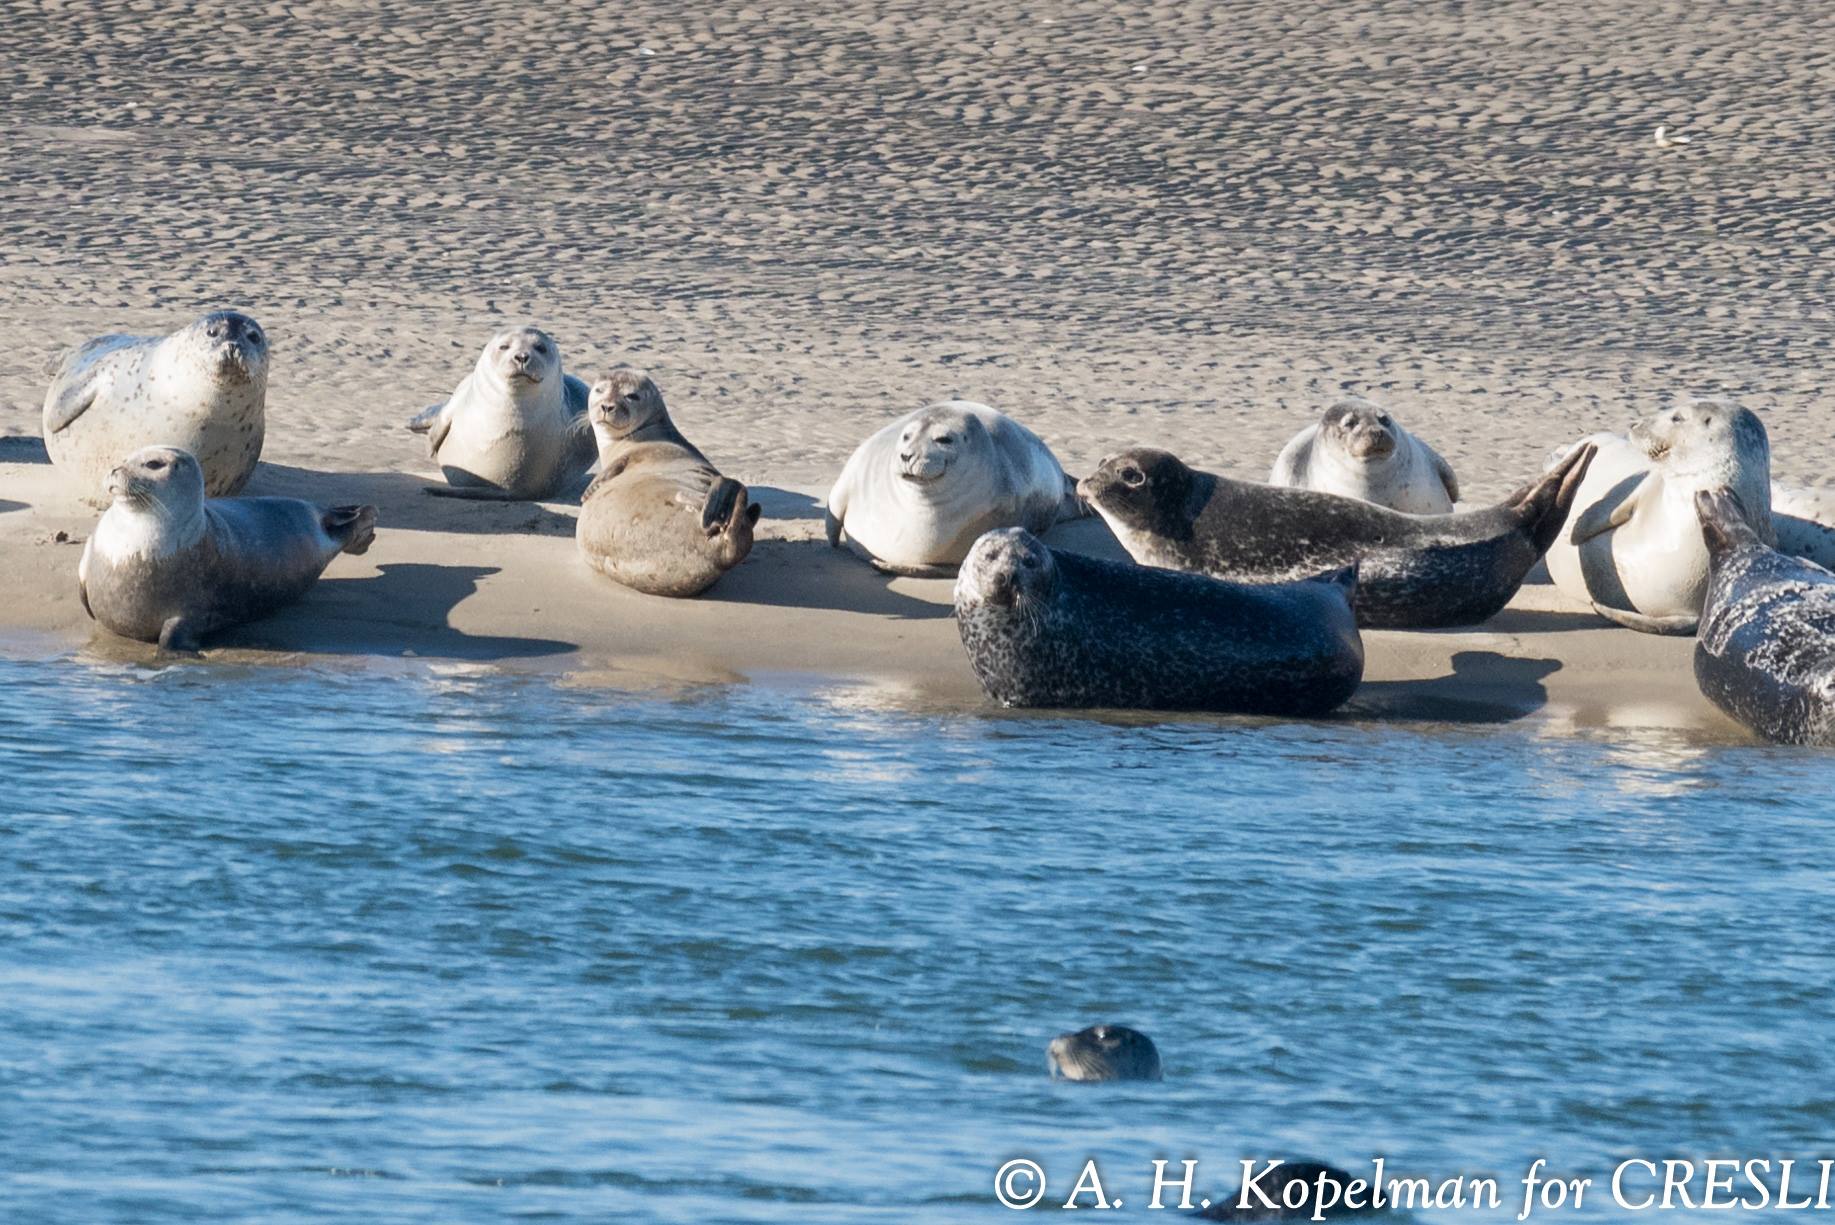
[1654,125,1693,148]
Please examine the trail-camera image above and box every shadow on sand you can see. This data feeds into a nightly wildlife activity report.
[0,436,50,464]
[1350,651,1562,724]
[247,463,580,538]
[216,562,577,659]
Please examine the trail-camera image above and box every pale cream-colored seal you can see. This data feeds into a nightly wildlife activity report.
[408,326,595,500]
[44,310,270,505]
[1269,396,1460,513]
[825,400,1083,576]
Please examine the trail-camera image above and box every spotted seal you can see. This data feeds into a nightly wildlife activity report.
[407,325,595,500]
[1269,396,1459,514]
[1693,487,1835,745]
[954,528,1363,714]
[43,310,269,504]
[1545,400,1774,634]
[78,446,376,652]
[825,400,1084,576]
[576,367,759,597]
[1047,1024,1163,1082]
[1078,445,1594,629]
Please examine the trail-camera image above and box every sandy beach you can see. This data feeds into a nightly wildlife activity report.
[4,0,1831,736]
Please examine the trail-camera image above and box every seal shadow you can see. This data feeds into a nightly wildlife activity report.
[217,562,576,659]
[247,462,578,537]
[0,436,50,463]
[0,500,27,515]
[1349,651,1561,724]
[1478,606,1609,633]
[749,485,826,522]
[716,537,954,619]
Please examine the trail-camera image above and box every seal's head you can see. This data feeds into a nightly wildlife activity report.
[106,445,205,517]
[1320,396,1398,462]
[895,402,990,486]
[955,528,1056,611]
[1632,398,1769,481]
[588,366,667,442]
[1078,448,1195,537]
[182,310,268,384]
[480,326,562,391]
[1047,1024,1163,1083]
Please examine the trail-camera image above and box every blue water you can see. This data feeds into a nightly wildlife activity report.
[3,658,1832,1224]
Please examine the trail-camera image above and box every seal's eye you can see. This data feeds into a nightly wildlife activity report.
[937,435,954,446]
[498,342,511,351]
[145,459,166,472]
[1121,467,1145,487]
[1672,413,1683,423]
[1378,415,1392,426]
[534,344,548,354]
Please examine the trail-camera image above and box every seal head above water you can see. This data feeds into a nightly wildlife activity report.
[1047,1024,1163,1082]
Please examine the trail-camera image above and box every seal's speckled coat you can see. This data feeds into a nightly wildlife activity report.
[43,310,269,504]
[1694,487,1835,745]
[954,528,1362,715]
[1081,444,1594,630]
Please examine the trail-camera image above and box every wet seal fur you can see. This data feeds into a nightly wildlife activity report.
[1693,487,1835,745]
[44,310,270,504]
[954,528,1363,714]
[825,400,1084,576]
[1079,445,1594,629]
[78,445,375,652]
[1047,1024,1163,1082]
[1545,400,1775,635]
[576,367,759,598]
[407,326,595,500]
[1270,396,1459,514]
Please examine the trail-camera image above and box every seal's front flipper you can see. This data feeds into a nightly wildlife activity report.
[1591,602,1698,636]
[700,477,758,536]
[405,402,443,433]
[824,508,845,549]
[157,616,203,655]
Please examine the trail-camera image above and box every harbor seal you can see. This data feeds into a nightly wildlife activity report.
[1078,445,1594,629]
[1545,400,1774,635]
[1047,1024,1163,1082]
[43,310,269,504]
[1269,397,1460,514]
[1693,487,1835,745]
[825,400,1083,576]
[78,445,376,652]
[407,326,594,500]
[576,367,759,597]
[954,528,1363,714]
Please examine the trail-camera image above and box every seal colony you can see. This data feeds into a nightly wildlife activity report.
[35,310,1835,745]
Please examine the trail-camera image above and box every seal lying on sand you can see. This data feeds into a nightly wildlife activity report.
[1545,401,1775,634]
[1047,1024,1163,1082]
[576,367,758,597]
[408,326,594,500]
[826,400,1083,576]
[1079,446,1594,629]
[1693,488,1835,745]
[44,310,270,504]
[1269,397,1459,514]
[1196,1162,1371,1221]
[79,446,375,652]
[954,529,1363,714]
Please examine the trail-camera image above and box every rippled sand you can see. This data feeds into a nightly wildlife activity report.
[2,1,1829,729]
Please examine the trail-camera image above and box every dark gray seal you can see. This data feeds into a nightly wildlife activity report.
[1078,444,1595,629]
[1047,1024,1163,1082]
[78,446,376,652]
[1694,487,1835,745]
[954,529,1363,715]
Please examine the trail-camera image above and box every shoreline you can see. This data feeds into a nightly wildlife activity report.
[1,447,1734,742]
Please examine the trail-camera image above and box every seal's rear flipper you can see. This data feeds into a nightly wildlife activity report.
[1591,601,1698,636]
[700,477,759,536]
[1512,442,1597,555]
[324,504,378,556]
[1696,487,1765,560]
